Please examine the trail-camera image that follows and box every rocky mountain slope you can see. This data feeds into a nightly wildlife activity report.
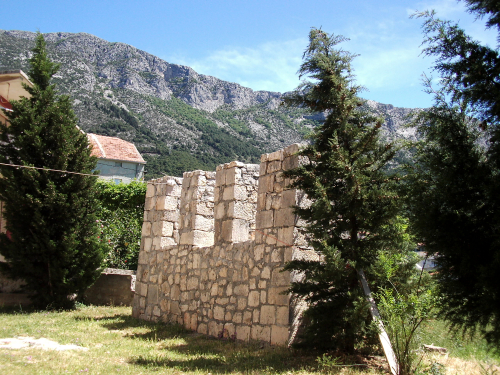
[0,30,418,178]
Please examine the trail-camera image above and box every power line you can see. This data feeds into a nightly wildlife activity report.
[0,162,100,177]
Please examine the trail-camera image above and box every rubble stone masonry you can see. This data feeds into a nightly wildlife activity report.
[132,144,308,346]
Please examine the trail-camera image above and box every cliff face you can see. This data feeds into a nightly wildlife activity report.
[0,30,418,177]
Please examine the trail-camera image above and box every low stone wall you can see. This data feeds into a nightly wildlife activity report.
[133,144,314,346]
[0,268,136,307]
[84,269,136,306]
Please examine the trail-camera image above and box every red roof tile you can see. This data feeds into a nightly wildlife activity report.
[87,134,145,164]
[0,95,12,111]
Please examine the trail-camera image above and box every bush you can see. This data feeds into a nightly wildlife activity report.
[94,180,146,270]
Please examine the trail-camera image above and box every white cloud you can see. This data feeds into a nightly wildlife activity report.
[169,38,306,93]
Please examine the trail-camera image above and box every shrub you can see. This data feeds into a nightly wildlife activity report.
[94,180,146,270]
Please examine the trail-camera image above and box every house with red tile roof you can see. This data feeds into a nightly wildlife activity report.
[0,70,33,126]
[87,133,146,183]
[0,71,33,264]
[0,71,33,242]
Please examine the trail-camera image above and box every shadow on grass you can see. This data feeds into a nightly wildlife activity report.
[129,335,317,374]
[74,313,189,341]
[0,304,44,314]
[75,312,317,373]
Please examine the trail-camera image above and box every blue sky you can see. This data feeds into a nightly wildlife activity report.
[3,0,498,108]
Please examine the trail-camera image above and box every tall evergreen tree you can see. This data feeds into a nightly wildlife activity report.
[283,29,405,352]
[0,33,105,309]
[408,3,500,345]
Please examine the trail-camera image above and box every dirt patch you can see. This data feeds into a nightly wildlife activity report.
[0,337,88,351]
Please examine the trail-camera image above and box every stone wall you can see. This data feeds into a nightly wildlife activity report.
[0,268,136,307]
[132,144,310,346]
[84,269,136,306]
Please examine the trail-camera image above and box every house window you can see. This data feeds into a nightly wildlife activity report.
[114,162,122,168]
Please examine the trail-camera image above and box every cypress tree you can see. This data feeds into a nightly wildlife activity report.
[283,29,404,352]
[408,3,500,345]
[0,33,105,309]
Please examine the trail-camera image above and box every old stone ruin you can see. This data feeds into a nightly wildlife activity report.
[132,143,317,346]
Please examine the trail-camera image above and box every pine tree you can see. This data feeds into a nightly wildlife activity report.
[408,4,500,345]
[0,33,105,309]
[283,29,404,352]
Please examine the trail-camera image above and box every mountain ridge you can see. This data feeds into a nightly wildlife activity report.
[0,29,417,177]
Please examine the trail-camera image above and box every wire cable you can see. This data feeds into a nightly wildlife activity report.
[0,161,99,177]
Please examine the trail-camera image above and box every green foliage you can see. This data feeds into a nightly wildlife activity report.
[0,33,105,309]
[376,249,436,375]
[282,28,405,352]
[408,6,500,347]
[94,180,146,270]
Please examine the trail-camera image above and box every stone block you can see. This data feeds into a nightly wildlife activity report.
[142,237,152,252]
[234,284,249,296]
[232,219,250,243]
[260,305,276,325]
[283,155,299,171]
[254,244,265,261]
[267,160,282,174]
[141,221,152,237]
[224,323,235,339]
[214,305,225,320]
[271,249,282,263]
[214,203,225,220]
[231,202,255,221]
[161,237,177,247]
[277,227,294,247]
[179,231,193,245]
[225,167,237,185]
[197,323,208,335]
[274,208,295,227]
[215,168,225,186]
[196,201,213,216]
[187,277,199,290]
[146,183,156,198]
[243,311,252,324]
[170,285,180,300]
[248,291,260,307]
[253,309,260,323]
[222,184,234,201]
[153,306,161,317]
[271,325,289,346]
[145,197,154,211]
[194,215,214,232]
[268,287,289,305]
[237,298,247,310]
[268,149,283,161]
[271,268,289,286]
[261,266,271,279]
[259,161,267,176]
[170,301,181,315]
[208,321,218,337]
[232,312,242,324]
[256,210,273,229]
[236,325,251,341]
[148,284,158,304]
[192,230,214,247]
[160,221,174,237]
[251,325,271,342]
[281,189,297,209]
[257,174,273,194]
[276,306,289,326]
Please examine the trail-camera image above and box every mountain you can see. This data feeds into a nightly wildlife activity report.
[0,30,417,178]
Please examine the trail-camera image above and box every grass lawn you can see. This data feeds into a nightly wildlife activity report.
[0,305,498,374]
